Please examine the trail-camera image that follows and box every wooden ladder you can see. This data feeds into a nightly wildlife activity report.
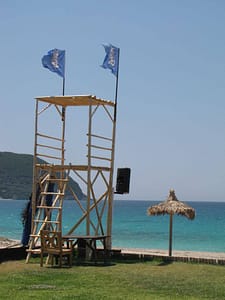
[25,169,70,263]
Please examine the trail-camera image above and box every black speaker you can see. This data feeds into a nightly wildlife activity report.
[116,168,131,194]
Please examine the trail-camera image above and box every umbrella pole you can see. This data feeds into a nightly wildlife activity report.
[169,213,173,256]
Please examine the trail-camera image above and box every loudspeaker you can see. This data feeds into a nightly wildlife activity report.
[116,168,131,194]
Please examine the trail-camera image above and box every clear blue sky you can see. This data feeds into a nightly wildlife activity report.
[1,1,225,201]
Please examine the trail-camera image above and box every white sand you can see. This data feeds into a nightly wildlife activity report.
[119,247,225,260]
[1,237,224,262]
[0,237,21,249]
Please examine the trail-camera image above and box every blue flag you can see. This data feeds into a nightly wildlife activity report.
[101,44,119,76]
[42,48,65,78]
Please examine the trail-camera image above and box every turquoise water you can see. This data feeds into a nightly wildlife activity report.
[0,200,225,252]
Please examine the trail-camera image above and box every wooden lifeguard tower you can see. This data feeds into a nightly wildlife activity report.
[26,95,116,262]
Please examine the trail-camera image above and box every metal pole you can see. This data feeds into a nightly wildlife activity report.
[114,48,120,121]
[62,77,65,96]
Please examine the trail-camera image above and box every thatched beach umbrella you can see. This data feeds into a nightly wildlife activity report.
[147,189,195,256]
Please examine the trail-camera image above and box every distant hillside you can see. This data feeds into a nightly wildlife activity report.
[0,151,85,200]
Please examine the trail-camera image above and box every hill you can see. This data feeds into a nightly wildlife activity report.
[0,151,85,200]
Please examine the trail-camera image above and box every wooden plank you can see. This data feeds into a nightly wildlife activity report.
[89,155,111,162]
[87,133,112,141]
[36,153,62,160]
[37,132,64,142]
[36,206,62,209]
[35,164,111,172]
[37,143,62,151]
[89,144,112,151]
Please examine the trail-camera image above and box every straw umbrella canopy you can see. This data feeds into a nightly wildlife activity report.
[147,189,195,256]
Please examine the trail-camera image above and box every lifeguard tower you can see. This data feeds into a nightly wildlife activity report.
[26,95,117,262]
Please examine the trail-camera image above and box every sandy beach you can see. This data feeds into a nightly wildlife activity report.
[119,247,225,261]
[0,237,21,249]
[1,237,225,264]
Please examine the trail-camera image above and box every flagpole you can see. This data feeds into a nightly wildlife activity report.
[62,78,65,121]
[114,48,120,121]
[61,65,66,172]
[62,53,65,121]
[107,47,120,249]
[62,77,65,96]
[62,50,66,96]
[62,52,65,122]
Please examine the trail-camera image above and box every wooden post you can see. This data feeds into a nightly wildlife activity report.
[106,48,119,249]
[31,99,39,234]
[59,105,66,233]
[169,213,173,256]
[106,104,116,250]
[86,100,92,236]
[61,106,66,166]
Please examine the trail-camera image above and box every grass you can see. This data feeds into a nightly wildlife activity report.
[0,258,225,299]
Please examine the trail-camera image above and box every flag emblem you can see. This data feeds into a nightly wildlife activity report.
[42,48,65,78]
[101,44,119,76]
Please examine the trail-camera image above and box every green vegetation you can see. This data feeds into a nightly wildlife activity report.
[0,259,225,299]
[0,151,85,200]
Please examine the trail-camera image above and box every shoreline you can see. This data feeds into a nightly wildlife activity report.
[118,247,225,261]
[2,200,225,254]
[1,237,225,262]
[0,237,21,249]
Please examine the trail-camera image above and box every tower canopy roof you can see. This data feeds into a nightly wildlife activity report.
[35,95,115,107]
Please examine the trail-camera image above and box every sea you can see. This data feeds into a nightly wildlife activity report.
[0,199,225,253]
